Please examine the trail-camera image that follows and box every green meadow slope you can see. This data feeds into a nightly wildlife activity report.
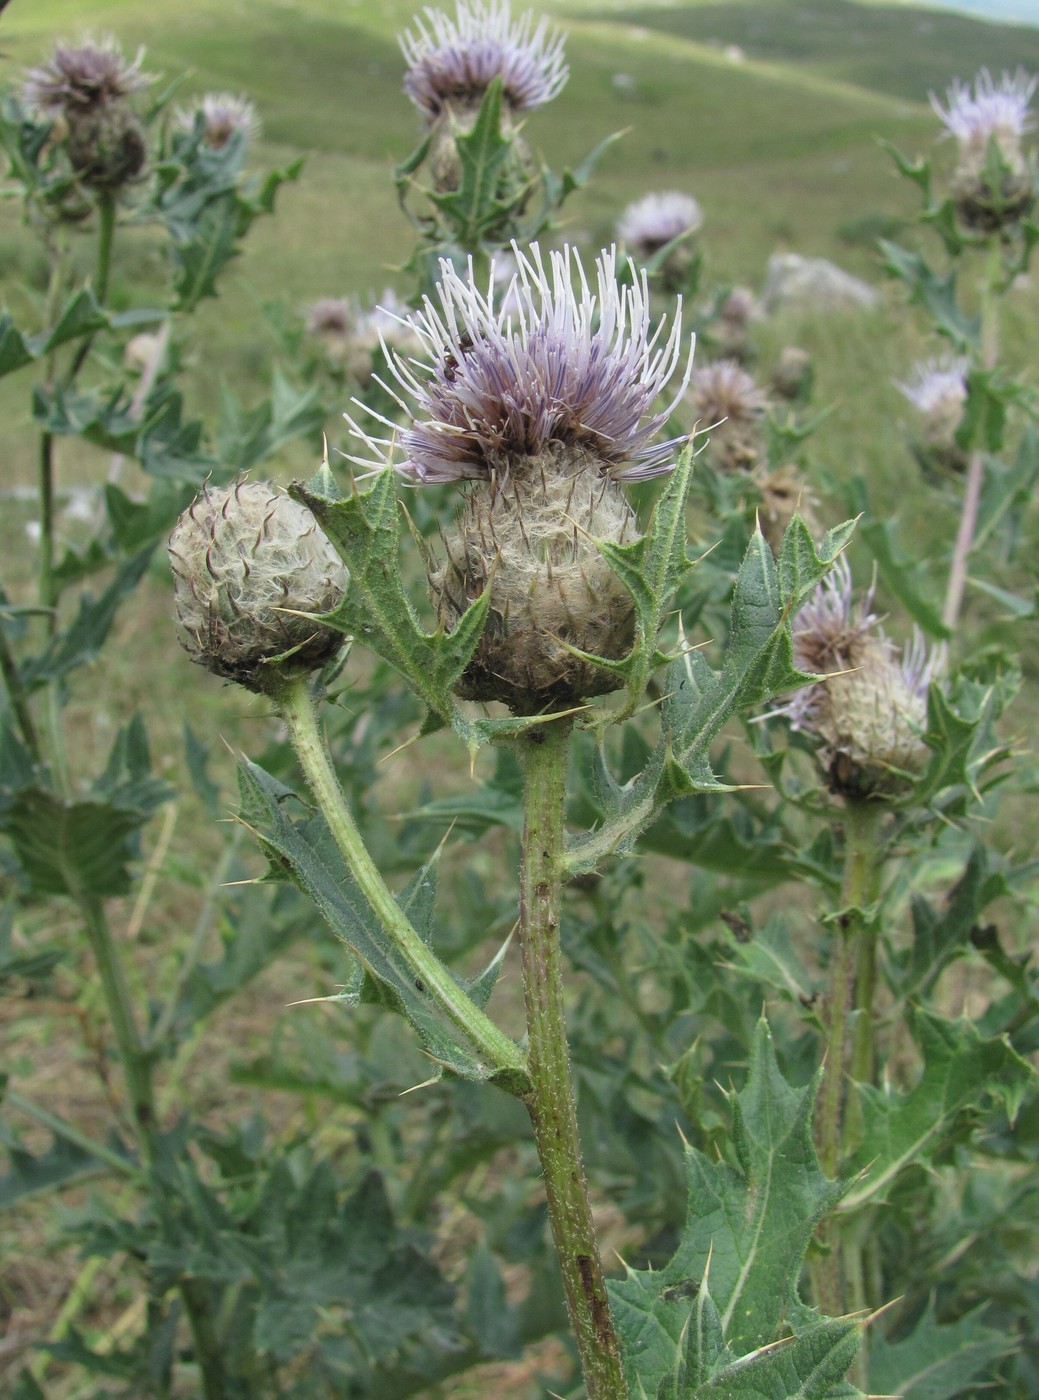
[0,0,1035,531]
[2,0,1034,298]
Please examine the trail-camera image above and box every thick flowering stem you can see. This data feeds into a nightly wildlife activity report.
[274,674,527,1086]
[812,801,884,1319]
[517,717,629,1400]
[942,237,1002,630]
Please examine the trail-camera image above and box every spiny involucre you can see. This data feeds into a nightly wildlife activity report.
[168,480,348,695]
[346,242,694,712]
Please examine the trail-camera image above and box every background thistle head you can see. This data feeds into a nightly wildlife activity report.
[23,35,153,192]
[931,67,1037,230]
[399,0,567,194]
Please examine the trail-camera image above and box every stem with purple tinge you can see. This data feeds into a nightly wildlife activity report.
[942,236,1002,631]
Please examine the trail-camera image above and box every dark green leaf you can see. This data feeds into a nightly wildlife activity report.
[870,1302,1008,1400]
[30,287,107,355]
[611,1019,844,1396]
[843,1010,1035,1208]
[237,759,510,1083]
[295,469,487,726]
[879,241,979,350]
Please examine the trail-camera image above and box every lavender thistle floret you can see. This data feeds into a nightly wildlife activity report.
[349,242,692,485]
[895,355,970,471]
[345,242,694,711]
[617,191,703,257]
[687,359,769,473]
[400,0,568,120]
[174,92,261,150]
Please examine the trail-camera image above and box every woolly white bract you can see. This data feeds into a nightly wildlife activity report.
[345,242,694,484]
[399,0,568,118]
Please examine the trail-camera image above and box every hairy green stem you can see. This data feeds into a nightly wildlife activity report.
[942,236,1002,631]
[812,801,883,1319]
[517,718,629,1400]
[68,192,117,381]
[275,674,527,1088]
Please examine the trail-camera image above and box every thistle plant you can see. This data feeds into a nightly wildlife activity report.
[6,11,1039,1400]
[394,0,615,290]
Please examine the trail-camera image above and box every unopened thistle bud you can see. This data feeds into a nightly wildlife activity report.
[931,67,1037,231]
[617,191,703,293]
[345,242,693,713]
[168,480,348,694]
[23,36,152,192]
[687,359,769,473]
[776,559,939,800]
[771,346,813,404]
[895,355,969,474]
[712,285,759,362]
[399,0,567,191]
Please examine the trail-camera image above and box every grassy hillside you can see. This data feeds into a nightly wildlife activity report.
[608,0,1039,99]
[0,0,1035,543]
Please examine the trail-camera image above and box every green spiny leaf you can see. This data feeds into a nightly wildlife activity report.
[294,470,484,726]
[595,438,697,712]
[610,1019,843,1397]
[869,1302,1008,1400]
[694,1317,862,1399]
[236,760,504,1083]
[842,1009,1035,1209]
[879,241,980,350]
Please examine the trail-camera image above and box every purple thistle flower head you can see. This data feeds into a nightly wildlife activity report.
[23,34,152,118]
[895,354,970,469]
[617,190,704,259]
[22,34,153,192]
[346,242,694,486]
[931,67,1037,170]
[399,0,568,119]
